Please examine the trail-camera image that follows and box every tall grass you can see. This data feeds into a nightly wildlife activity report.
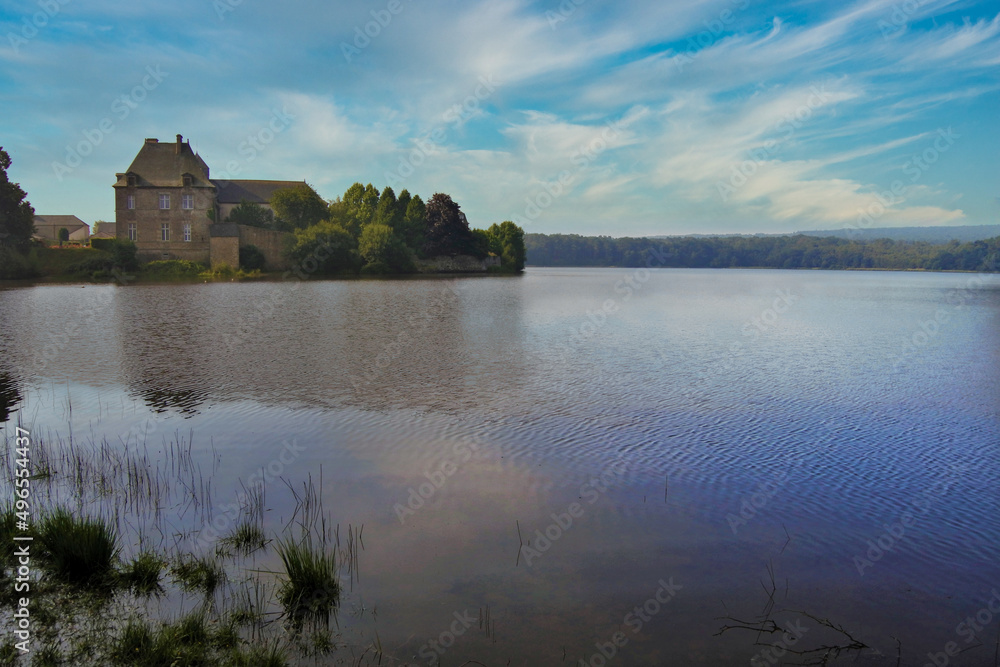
[38,508,119,584]
[119,552,164,596]
[276,536,339,622]
[0,506,15,572]
[170,555,225,596]
[220,521,269,556]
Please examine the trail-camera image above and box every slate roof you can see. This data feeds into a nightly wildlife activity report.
[34,215,89,231]
[115,137,213,188]
[212,179,306,204]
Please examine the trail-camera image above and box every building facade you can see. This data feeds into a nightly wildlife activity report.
[33,215,90,243]
[113,134,302,266]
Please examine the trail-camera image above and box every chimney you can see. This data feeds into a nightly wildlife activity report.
[175,134,183,154]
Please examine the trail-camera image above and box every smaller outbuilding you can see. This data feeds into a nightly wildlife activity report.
[33,215,90,243]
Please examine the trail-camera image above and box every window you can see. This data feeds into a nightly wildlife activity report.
[127,223,137,241]
[127,175,136,186]
[159,194,170,209]
[126,194,135,210]
[183,174,193,187]
[183,224,191,242]
[182,194,194,210]
[160,223,170,241]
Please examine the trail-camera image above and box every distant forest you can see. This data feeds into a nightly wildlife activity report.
[525,233,1000,272]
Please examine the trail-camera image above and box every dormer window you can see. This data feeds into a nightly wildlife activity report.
[183,174,193,187]
[127,175,136,186]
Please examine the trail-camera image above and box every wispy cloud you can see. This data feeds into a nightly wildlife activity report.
[1,0,997,234]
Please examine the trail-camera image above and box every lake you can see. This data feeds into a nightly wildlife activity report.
[1,267,999,665]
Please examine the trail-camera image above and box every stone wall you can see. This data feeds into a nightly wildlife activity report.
[237,225,293,271]
[210,236,239,270]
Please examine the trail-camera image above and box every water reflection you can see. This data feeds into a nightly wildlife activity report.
[0,270,997,664]
[103,277,533,418]
[0,369,22,423]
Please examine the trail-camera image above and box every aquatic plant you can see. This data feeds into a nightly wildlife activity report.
[119,552,164,596]
[37,508,119,585]
[170,555,225,596]
[276,535,339,621]
[219,521,269,556]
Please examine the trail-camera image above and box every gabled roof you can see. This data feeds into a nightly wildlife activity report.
[34,215,89,231]
[212,179,306,204]
[115,137,212,188]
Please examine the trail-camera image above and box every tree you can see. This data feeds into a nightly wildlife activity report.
[360,184,379,225]
[396,189,412,226]
[58,227,69,245]
[487,221,526,271]
[372,186,399,229]
[0,147,35,251]
[226,200,275,229]
[423,193,480,257]
[109,238,139,271]
[400,194,426,252]
[288,221,361,275]
[359,223,413,273]
[270,184,327,231]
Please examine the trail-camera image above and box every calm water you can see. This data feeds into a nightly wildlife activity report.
[1,268,999,665]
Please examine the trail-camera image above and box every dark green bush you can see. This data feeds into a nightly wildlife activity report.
[142,260,205,277]
[0,246,38,279]
[239,244,266,271]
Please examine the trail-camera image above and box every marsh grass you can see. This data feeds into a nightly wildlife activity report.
[113,613,210,666]
[0,429,373,665]
[38,508,119,585]
[170,555,226,596]
[0,506,14,572]
[276,536,339,623]
[112,612,289,666]
[219,521,269,556]
[119,552,164,596]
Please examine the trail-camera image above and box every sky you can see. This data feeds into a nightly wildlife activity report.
[1,0,998,237]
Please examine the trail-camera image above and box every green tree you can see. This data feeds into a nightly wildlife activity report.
[270,184,327,231]
[0,147,35,251]
[58,227,69,245]
[400,194,426,252]
[360,184,380,226]
[423,193,480,257]
[396,189,412,228]
[373,186,399,229]
[109,238,139,272]
[288,221,361,275]
[487,221,526,271]
[358,223,413,273]
[225,200,275,229]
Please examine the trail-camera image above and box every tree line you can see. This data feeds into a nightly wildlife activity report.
[525,233,1000,272]
[226,183,526,274]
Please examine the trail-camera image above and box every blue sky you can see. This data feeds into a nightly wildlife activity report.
[2,0,998,236]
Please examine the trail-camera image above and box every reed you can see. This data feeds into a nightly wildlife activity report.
[276,535,339,621]
[38,507,119,585]
[119,552,164,596]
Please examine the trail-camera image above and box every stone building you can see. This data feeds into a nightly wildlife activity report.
[33,215,90,243]
[113,135,299,268]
